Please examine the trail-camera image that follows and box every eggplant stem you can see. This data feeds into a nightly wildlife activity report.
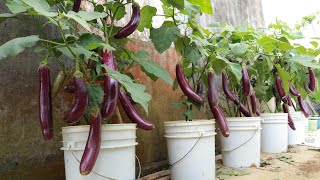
[115,106,123,124]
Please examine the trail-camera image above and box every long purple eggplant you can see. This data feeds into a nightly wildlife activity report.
[242,66,250,96]
[114,2,140,39]
[64,75,89,124]
[208,71,219,107]
[287,95,293,106]
[240,103,251,117]
[222,73,239,104]
[38,64,53,141]
[119,91,155,130]
[298,95,310,117]
[73,0,81,12]
[80,108,102,175]
[250,92,259,116]
[289,84,300,97]
[283,103,296,130]
[176,64,204,104]
[209,106,229,137]
[308,67,316,92]
[276,77,288,104]
[101,50,119,120]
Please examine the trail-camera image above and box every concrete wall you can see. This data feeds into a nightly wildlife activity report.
[0,0,264,178]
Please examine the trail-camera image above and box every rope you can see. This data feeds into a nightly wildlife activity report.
[69,145,142,180]
[222,127,259,152]
[170,132,204,167]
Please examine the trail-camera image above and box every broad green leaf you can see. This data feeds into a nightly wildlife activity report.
[185,1,200,19]
[276,64,291,95]
[230,42,249,56]
[84,84,104,121]
[257,36,277,53]
[137,6,157,32]
[57,44,95,60]
[185,44,201,64]
[0,35,39,60]
[136,51,150,58]
[228,63,242,81]
[21,0,58,17]
[150,21,181,54]
[187,0,213,14]
[77,33,114,51]
[109,2,125,20]
[167,0,184,10]
[0,13,16,23]
[137,59,173,85]
[310,41,318,48]
[69,11,107,21]
[64,12,91,31]
[6,0,30,14]
[101,65,151,114]
[289,55,320,68]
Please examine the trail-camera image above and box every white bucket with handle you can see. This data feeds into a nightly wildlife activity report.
[220,117,261,168]
[61,124,137,180]
[288,111,305,145]
[260,113,288,153]
[164,120,216,180]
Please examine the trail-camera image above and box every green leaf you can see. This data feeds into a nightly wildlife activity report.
[290,55,320,68]
[84,84,104,121]
[6,0,30,14]
[136,51,150,58]
[228,63,242,81]
[185,1,200,19]
[0,13,16,23]
[69,11,107,21]
[0,35,39,60]
[21,0,58,17]
[185,44,201,64]
[187,0,213,14]
[101,65,151,114]
[310,41,318,48]
[137,6,157,32]
[109,2,126,20]
[257,36,277,53]
[137,59,173,85]
[150,21,182,54]
[167,0,184,10]
[63,12,91,31]
[230,42,249,56]
[77,33,114,51]
[276,64,291,95]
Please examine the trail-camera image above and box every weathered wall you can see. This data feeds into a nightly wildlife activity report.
[0,0,264,179]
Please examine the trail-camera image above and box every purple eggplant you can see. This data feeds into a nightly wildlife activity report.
[63,75,89,124]
[298,95,310,118]
[283,103,296,130]
[101,50,119,120]
[242,66,250,96]
[209,106,229,137]
[73,0,81,12]
[176,64,204,104]
[240,103,251,117]
[80,108,102,175]
[196,82,203,96]
[38,64,53,141]
[119,91,155,130]
[250,92,259,116]
[289,84,300,97]
[308,67,316,92]
[222,73,239,104]
[208,71,219,107]
[114,2,140,39]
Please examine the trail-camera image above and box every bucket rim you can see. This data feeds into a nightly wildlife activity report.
[260,113,288,117]
[164,132,216,139]
[164,120,214,127]
[226,117,261,122]
[61,124,137,133]
[61,142,138,151]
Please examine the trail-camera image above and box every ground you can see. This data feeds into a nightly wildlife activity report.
[216,145,320,180]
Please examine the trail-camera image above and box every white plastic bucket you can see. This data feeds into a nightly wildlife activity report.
[220,117,261,168]
[288,111,305,145]
[164,120,216,180]
[260,113,288,153]
[61,124,137,180]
